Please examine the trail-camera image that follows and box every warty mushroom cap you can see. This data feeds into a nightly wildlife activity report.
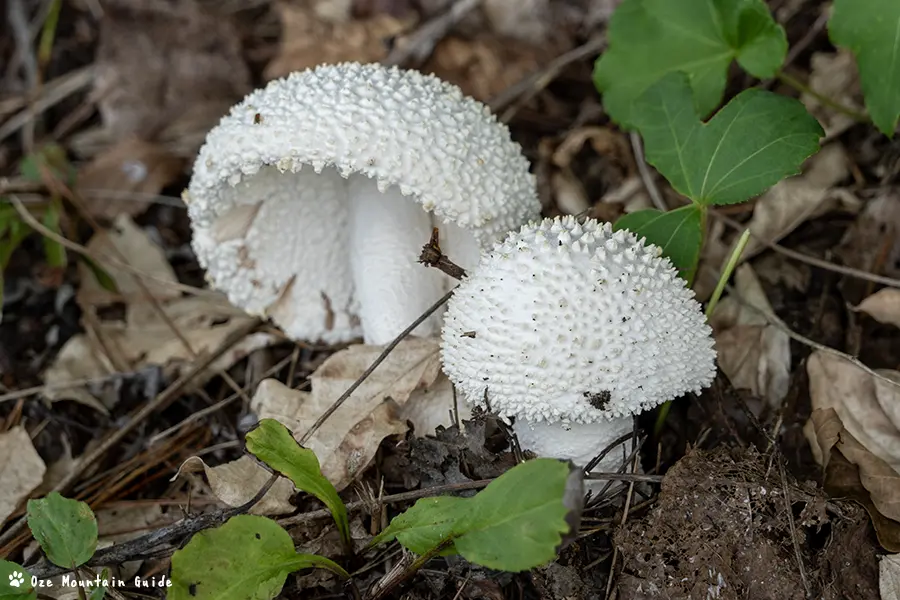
[184,62,540,345]
[441,215,717,425]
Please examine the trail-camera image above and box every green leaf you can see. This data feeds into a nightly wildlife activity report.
[0,561,36,600]
[370,496,468,555]
[614,204,704,280]
[169,515,348,600]
[633,73,823,206]
[829,0,900,137]
[594,0,787,127]
[18,144,74,185]
[245,419,351,549]
[40,199,67,268]
[373,459,580,573]
[78,256,119,293]
[453,458,576,572]
[26,493,98,569]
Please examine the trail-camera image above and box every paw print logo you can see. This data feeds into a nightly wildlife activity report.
[8,571,25,587]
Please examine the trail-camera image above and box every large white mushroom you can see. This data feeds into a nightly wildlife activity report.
[184,62,540,345]
[441,216,717,474]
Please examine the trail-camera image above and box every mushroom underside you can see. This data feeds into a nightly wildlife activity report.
[208,165,481,344]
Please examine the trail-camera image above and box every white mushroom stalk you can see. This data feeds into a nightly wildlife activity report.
[185,62,540,346]
[441,216,717,474]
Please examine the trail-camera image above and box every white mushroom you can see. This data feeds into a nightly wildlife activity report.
[185,62,540,345]
[441,216,717,473]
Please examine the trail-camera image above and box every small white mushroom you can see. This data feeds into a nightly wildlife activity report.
[440,216,717,473]
[185,62,540,345]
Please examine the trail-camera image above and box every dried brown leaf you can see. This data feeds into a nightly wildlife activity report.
[251,338,451,490]
[856,288,900,329]
[806,351,900,473]
[95,504,166,543]
[46,217,275,409]
[739,144,851,262]
[807,408,900,551]
[882,554,900,600]
[710,264,790,407]
[76,214,179,310]
[43,299,272,408]
[264,2,413,80]
[0,426,47,524]
[76,137,183,221]
[802,50,864,139]
[174,456,295,516]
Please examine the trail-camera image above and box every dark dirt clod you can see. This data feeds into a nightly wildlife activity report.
[614,446,879,600]
[383,414,517,491]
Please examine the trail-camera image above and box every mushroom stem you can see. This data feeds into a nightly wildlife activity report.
[512,416,635,474]
[347,176,446,345]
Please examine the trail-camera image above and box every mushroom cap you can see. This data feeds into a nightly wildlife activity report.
[441,216,717,424]
[184,62,540,343]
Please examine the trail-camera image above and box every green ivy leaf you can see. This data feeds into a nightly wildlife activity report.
[41,199,67,268]
[614,205,703,281]
[26,493,98,569]
[829,0,900,137]
[633,73,823,206]
[369,496,468,555]
[594,0,787,128]
[0,561,36,600]
[169,515,348,600]
[372,459,581,573]
[245,419,351,549]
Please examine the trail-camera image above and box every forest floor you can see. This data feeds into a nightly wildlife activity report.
[1,1,899,599]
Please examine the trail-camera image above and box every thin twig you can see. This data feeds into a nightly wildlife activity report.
[490,36,606,120]
[0,370,157,404]
[7,0,38,90]
[0,65,95,142]
[8,195,221,297]
[630,132,667,211]
[383,0,482,66]
[710,209,900,288]
[280,479,492,527]
[418,228,467,280]
[782,10,829,71]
